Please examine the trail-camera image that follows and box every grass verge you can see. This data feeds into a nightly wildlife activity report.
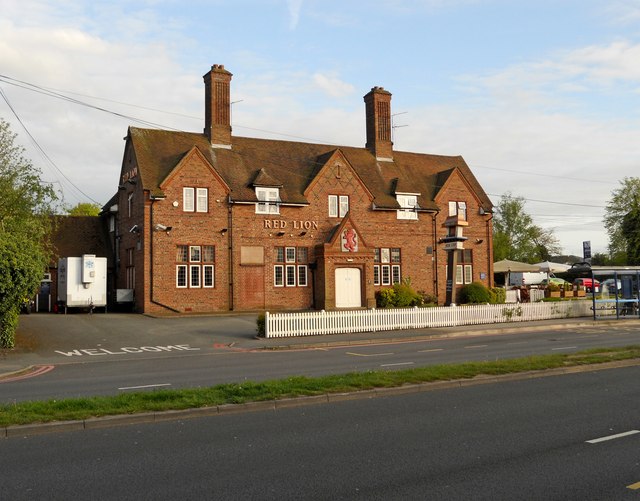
[2,345,640,427]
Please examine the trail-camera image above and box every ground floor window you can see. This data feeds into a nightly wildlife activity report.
[446,249,473,285]
[274,246,308,287]
[176,245,215,288]
[373,247,401,286]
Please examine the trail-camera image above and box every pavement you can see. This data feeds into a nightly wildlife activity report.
[3,311,640,380]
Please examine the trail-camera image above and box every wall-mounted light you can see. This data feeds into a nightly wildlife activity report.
[475,238,484,244]
[153,224,172,233]
[220,228,228,234]
[276,231,285,237]
[299,231,307,236]
[129,224,140,234]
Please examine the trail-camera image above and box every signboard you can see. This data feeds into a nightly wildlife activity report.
[583,241,591,259]
[443,241,464,251]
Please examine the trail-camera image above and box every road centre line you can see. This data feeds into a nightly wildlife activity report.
[551,346,578,351]
[418,348,444,353]
[346,352,394,357]
[586,430,640,444]
[627,481,640,490]
[380,362,414,367]
[464,345,488,349]
[118,383,172,390]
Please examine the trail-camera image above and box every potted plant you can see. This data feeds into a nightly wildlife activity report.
[545,282,561,298]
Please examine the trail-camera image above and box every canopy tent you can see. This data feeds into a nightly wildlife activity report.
[533,261,570,274]
[493,259,541,273]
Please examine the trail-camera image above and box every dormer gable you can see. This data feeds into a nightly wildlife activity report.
[303,149,374,202]
[158,146,230,196]
[325,212,369,253]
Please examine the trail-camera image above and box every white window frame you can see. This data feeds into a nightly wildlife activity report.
[190,246,201,262]
[392,265,401,284]
[373,265,380,286]
[396,194,418,220]
[455,265,464,285]
[203,265,215,288]
[176,265,187,288]
[381,265,391,286]
[328,195,338,217]
[297,265,308,287]
[256,187,280,214]
[286,265,296,287]
[464,264,473,284]
[190,265,201,288]
[196,188,208,213]
[339,195,349,217]
[285,247,296,263]
[380,248,390,263]
[183,187,195,212]
[449,201,467,220]
[274,265,284,287]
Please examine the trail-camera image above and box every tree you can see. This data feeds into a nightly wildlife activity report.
[622,203,640,265]
[492,193,562,263]
[604,177,640,262]
[0,118,58,347]
[67,202,101,216]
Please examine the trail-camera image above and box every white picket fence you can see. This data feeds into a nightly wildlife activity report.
[264,301,595,338]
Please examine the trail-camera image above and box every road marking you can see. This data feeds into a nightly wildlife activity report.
[380,362,414,367]
[346,352,394,357]
[551,346,577,351]
[506,341,529,345]
[118,383,172,390]
[627,481,640,490]
[586,430,640,444]
[0,365,55,383]
[465,345,488,349]
[418,348,444,353]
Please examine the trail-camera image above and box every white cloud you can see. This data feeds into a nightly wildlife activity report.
[287,0,303,30]
[312,73,355,98]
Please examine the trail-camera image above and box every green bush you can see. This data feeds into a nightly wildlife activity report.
[375,279,423,308]
[490,287,506,304]
[256,313,266,337]
[375,288,396,308]
[458,281,493,304]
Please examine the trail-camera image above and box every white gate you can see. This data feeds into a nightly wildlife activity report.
[335,268,361,308]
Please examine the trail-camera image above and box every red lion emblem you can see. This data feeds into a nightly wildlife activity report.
[343,228,357,252]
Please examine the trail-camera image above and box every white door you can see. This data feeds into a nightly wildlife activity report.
[335,268,362,308]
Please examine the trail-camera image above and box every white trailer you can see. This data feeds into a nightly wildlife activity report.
[57,255,107,312]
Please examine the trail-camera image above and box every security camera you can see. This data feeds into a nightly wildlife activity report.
[155,224,167,231]
[129,225,139,233]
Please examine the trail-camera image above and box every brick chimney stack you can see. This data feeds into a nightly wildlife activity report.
[203,64,233,147]
[364,86,393,161]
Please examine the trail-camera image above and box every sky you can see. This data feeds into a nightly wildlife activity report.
[2,0,640,257]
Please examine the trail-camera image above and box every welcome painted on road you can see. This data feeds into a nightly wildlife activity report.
[55,344,201,357]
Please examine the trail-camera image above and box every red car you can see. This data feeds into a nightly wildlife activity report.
[573,278,599,293]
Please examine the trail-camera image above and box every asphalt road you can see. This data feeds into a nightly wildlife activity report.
[2,316,640,402]
[2,365,640,500]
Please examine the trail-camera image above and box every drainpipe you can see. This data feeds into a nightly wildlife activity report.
[150,198,180,313]
[227,198,234,311]
[431,211,440,301]
[485,212,494,288]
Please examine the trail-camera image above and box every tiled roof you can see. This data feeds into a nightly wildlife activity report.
[49,216,112,265]
[128,127,492,212]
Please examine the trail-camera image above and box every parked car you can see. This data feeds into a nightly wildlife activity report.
[573,278,600,293]
[540,277,570,287]
[601,278,622,293]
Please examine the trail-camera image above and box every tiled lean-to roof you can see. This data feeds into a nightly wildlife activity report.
[127,127,493,212]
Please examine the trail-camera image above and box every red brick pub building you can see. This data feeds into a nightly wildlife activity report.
[108,65,494,314]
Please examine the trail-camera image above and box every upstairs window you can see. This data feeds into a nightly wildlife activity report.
[328,195,349,218]
[396,194,418,220]
[184,188,208,212]
[256,187,280,214]
[448,201,467,220]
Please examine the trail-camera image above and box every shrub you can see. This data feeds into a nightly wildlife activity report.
[490,287,506,304]
[375,288,396,308]
[458,281,493,304]
[417,291,438,306]
[256,313,266,337]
